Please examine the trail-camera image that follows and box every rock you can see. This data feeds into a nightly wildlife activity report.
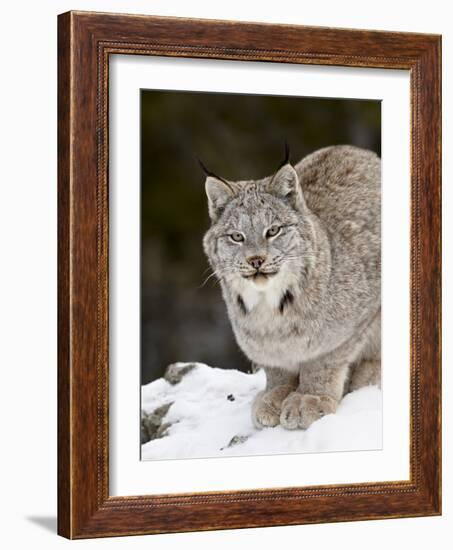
[164,363,197,384]
[141,402,173,444]
[221,434,249,450]
[156,422,171,439]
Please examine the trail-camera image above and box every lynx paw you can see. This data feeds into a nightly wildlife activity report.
[280,393,338,430]
[252,385,294,429]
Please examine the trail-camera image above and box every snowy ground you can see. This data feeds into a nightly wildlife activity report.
[141,362,382,460]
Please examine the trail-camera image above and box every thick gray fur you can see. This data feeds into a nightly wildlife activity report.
[202,145,381,430]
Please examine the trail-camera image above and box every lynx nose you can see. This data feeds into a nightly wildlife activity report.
[247,255,266,270]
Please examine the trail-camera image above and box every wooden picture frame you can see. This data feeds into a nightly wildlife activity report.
[58,10,441,539]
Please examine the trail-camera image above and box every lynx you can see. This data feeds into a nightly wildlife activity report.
[202,145,380,430]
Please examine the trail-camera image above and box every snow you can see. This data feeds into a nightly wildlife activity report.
[141,362,382,460]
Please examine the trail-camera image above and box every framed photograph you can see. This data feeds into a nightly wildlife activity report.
[58,11,441,539]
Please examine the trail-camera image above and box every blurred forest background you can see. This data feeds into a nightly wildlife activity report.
[141,90,380,384]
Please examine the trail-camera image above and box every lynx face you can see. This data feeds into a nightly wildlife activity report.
[202,164,314,300]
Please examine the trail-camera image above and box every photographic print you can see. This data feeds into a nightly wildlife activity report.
[140,90,382,460]
[58,12,441,537]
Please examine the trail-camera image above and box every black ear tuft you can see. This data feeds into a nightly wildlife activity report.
[277,141,291,170]
[196,156,230,185]
[197,157,214,177]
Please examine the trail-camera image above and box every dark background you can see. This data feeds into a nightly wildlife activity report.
[141,90,380,385]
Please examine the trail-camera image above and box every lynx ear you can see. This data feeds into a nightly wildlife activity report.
[267,164,306,211]
[205,176,234,221]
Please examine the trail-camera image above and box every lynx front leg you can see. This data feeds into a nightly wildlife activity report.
[348,359,381,392]
[252,367,298,429]
[280,363,349,430]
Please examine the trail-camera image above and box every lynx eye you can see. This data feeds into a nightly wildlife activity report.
[229,231,245,243]
[266,225,281,238]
